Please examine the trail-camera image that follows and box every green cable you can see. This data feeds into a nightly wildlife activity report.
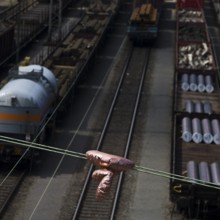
[1,135,220,190]
[135,165,220,188]
[0,135,87,160]
[134,166,220,190]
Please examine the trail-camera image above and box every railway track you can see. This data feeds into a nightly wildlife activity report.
[72,46,151,219]
[0,1,126,219]
[0,166,27,217]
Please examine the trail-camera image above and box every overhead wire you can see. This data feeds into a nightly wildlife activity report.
[1,134,220,191]
[0,135,86,159]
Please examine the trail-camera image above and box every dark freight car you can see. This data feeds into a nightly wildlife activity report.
[176,0,204,9]
[127,0,163,43]
[0,21,15,65]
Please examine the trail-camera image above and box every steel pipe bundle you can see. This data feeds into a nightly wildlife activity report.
[185,100,212,114]
[182,117,220,144]
[192,118,203,143]
[181,74,214,93]
[182,117,192,142]
[187,161,220,184]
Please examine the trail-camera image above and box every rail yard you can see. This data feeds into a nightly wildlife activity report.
[0,0,220,220]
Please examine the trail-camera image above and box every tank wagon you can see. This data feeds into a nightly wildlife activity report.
[0,65,57,161]
[0,1,118,162]
[171,1,220,219]
[127,0,163,43]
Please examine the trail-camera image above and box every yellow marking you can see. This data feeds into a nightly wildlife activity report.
[0,113,41,122]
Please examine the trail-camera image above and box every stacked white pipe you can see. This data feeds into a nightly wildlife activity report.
[181,73,214,93]
[187,161,220,184]
[185,100,212,114]
[182,117,220,144]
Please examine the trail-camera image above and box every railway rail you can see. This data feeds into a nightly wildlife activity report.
[72,46,150,219]
[0,167,27,217]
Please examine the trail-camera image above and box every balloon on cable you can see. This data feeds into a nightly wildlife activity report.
[86,150,135,200]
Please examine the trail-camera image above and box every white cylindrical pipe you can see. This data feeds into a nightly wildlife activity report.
[185,100,194,113]
[187,161,199,183]
[202,118,213,144]
[203,101,212,115]
[199,161,211,182]
[189,74,197,92]
[211,119,220,145]
[181,74,189,91]
[182,117,192,142]
[194,101,203,113]
[210,162,220,184]
[205,75,214,93]
[197,74,206,92]
[192,118,202,143]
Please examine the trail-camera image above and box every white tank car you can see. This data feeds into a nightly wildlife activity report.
[0,65,57,140]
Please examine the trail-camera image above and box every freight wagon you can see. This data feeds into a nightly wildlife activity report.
[0,0,17,7]
[0,21,16,65]
[171,1,220,219]
[127,0,163,44]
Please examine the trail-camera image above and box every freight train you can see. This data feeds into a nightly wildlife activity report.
[0,0,119,162]
[171,0,220,219]
[127,0,163,43]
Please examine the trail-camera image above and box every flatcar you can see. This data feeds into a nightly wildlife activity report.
[127,0,163,43]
